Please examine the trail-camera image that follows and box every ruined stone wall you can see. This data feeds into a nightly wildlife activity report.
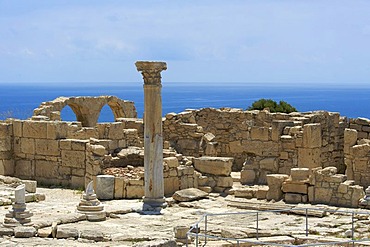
[344,118,370,188]
[264,167,365,208]
[0,122,14,176]
[0,118,142,188]
[164,108,347,182]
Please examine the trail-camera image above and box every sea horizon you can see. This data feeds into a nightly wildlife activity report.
[0,82,369,122]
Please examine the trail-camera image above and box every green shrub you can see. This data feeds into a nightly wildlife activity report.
[248,99,297,113]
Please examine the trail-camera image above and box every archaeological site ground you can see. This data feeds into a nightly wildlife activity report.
[1,62,370,246]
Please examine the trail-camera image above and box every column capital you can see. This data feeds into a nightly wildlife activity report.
[135,61,167,85]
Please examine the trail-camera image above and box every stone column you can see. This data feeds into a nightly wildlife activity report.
[135,61,167,210]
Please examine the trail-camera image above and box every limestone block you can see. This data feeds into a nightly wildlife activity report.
[56,227,79,239]
[108,122,124,139]
[164,177,180,196]
[71,176,85,189]
[198,186,212,193]
[282,181,308,194]
[240,169,256,185]
[234,187,256,199]
[90,145,107,156]
[71,168,85,177]
[256,186,269,200]
[266,174,289,187]
[216,176,233,188]
[38,227,52,238]
[96,175,115,200]
[259,157,278,172]
[172,188,208,202]
[203,132,215,142]
[308,186,314,202]
[266,174,289,201]
[46,122,68,140]
[321,166,337,176]
[35,139,59,156]
[12,120,22,137]
[323,174,347,183]
[177,138,198,150]
[180,176,193,189]
[15,160,34,178]
[20,138,35,155]
[0,160,14,176]
[128,178,144,186]
[250,127,269,141]
[61,150,86,168]
[163,157,179,168]
[114,177,126,199]
[71,140,88,151]
[338,183,348,194]
[35,160,58,178]
[358,131,368,139]
[59,139,72,150]
[344,128,358,146]
[280,151,289,160]
[285,193,302,204]
[126,185,144,199]
[303,123,322,148]
[14,226,36,238]
[290,168,310,181]
[351,185,365,207]
[351,144,370,157]
[314,187,332,204]
[353,158,368,172]
[21,180,37,193]
[0,123,12,138]
[298,148,321,169]
[0,137,11,152]
[193,156,233,176]
[229,140,244,153]
[22,121,47,139]
[197,175,208,187]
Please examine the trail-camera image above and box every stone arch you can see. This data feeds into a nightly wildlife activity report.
[33,96,137,127]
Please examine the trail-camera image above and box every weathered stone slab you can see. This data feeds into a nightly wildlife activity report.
[290,168,310,181]
[37,227,52,238]
[96,175,115,200]
[14,226,36,238]
[0,226,14,236]
[172,188,208,202]
[282,181,308,194]
[193,156,233,176]
[56,227,79,239]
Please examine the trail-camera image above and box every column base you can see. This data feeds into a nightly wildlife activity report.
[142,197,167,212]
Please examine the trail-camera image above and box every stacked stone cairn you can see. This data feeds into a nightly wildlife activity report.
[76,181,106,221]
[3,184,33,227]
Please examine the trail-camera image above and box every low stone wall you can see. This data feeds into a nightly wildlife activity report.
[344,118,370,188]
[164,108,346,175]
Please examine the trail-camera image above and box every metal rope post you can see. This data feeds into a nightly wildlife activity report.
[256,211,259,240]
[305,208,308,237]
[205,215,208,245]
[195,223,199,247]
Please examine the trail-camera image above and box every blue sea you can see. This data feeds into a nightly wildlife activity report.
[0,82,369,122]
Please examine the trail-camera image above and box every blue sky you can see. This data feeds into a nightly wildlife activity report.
[1,0,370,84]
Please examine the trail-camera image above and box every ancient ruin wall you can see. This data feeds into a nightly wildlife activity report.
[344,118,370,188]
[164,108,347,182]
